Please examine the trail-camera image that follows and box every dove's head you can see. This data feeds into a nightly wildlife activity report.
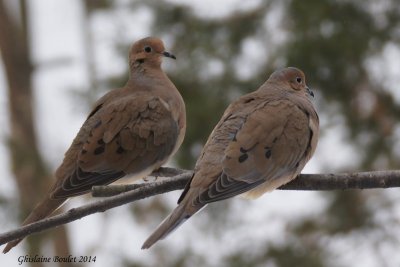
[268,67,314,97]
[129,37,176,70]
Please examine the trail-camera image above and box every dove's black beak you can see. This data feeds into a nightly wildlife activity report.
[163,51,176,60]
[306,86,314,98]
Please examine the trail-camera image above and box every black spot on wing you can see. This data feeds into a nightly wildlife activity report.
[94,146,105,155]
[93,138,106,155]
[238,143,259,163]
[238,153,248,163]
[264,147,272,159]
[116,146,125,154]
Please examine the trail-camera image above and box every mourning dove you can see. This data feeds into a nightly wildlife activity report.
[142,67,319,249]
[3,37,186,253]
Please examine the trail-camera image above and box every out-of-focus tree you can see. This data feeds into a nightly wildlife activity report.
[0,0,71,265]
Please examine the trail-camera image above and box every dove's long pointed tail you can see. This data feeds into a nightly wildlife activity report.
[142,201,204,249]
[3,196,66,253]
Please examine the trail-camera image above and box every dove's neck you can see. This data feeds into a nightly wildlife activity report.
[126,60,179,100]
[128,64,167,85]
[129,58,162,75]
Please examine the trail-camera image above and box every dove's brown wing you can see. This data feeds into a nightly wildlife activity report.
[193,99,313,204]
[51,94,179,198]
[142,98,314,249]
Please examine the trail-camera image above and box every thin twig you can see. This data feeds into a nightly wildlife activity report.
[1,169,400,247]
[92,168,191,197]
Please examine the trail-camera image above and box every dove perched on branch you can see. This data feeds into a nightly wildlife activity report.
[3,37,186,253]
[142,67,319,249]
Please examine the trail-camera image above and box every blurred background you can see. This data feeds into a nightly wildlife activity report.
[1,0,400,266]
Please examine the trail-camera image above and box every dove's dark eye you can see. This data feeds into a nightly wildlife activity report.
[296,77,302,83]
[144,46,152,53]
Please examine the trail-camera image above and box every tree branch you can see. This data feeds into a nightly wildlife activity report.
[1,169,400,248]
[92,167,189,197]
